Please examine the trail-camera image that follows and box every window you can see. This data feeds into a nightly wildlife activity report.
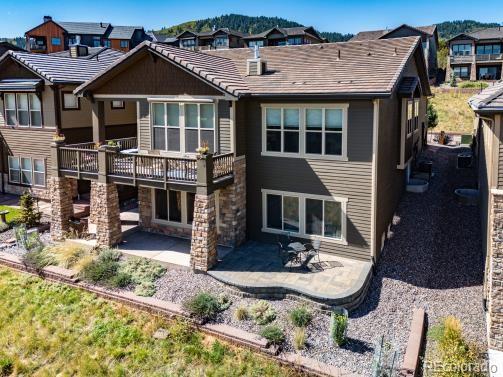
[4,93,42,127]
[478,66,500,80]
[62,92,79,110]
[120,40,129,49]
[151,102,214,154]
[214,36,228,47]
[248,40,264,48]
[414,99,420,131]
[406,100,414,135]
[180,38,196,48]
[92,36,101,47]
[103,40,111,48]
[288,37,302,45]
[154,189,195,225]
[262,189,347,242]
[452,44,471,56]
[453,66,469,78]
[51,37,61,46]
[111,100,125,109]
[8,156,45,186]
[476,44,501,55]
[262,105,347,159]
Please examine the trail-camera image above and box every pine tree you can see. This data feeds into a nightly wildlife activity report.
[19,191,41,228]
[450,72,457,87]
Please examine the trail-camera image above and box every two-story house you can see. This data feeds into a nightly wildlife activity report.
[25,16,150,54]
[448,27,503,81]
[468,82,503,371]
[0,47,136,200]
[173,28,246,50]
[351,24,438,81]
[242,26,325,47]
[46,36,429,274]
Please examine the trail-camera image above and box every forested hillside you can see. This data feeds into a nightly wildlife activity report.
[436,20,500,39]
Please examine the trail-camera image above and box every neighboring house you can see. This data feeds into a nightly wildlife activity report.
[468,82,503,366]
[447,27,503,81]
[25,16,150,54]
[242,26,325,47]
[46,36,430,273]
[0,47,136,200]
[351,24,438,81]
[0,42,25,56]
[174,28,246,50]
[147,33,178,46]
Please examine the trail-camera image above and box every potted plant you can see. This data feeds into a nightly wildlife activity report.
[105,139,120,152]
[196,141,210,159]
[52,132,66,146]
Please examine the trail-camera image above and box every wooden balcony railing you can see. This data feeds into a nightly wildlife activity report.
[476,53,503,62]
[58,147,99,175]
[213,153,234,179]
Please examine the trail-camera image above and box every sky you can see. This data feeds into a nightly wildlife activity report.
[1,0,503,38]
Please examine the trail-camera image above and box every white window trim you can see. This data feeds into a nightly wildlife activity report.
[151,188,193,229]
[150,101,216,156]
[62,92,79,110]
[261,103,349,161]
[261,188,348,245]
[8,156,46,187]
[4,93,43,128]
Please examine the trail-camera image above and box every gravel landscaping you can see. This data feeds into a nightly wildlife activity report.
[153,145,486,376]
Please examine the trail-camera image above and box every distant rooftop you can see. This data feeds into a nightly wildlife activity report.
[108,26,144,39]
[350,24,437,42]
[55,21,111,36]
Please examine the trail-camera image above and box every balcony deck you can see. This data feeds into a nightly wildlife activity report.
[55,137,235,191]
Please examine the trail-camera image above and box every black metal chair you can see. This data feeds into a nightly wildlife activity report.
[303,239,321,264]
[277,241,301,270]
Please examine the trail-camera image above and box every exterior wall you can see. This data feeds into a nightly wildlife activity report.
[26,20,66,53]
[489,193,503,351]
[110,39,129,52]
[240,98,373,260]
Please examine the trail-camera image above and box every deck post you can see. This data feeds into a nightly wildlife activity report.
[97,146,108,184]
[91,101,106,144]
[50,142,63,177]
[190,153,218,272]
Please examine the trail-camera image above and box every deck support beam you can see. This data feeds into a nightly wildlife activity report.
[92,101,106,144]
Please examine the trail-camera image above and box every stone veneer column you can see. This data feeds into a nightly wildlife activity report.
[489,193,503,351]
[138,186,152,229]
[89,181,98,224]
[190,192,218,272]
[218,156,246,247]
[91,181,122,247]
[49,176,74,241]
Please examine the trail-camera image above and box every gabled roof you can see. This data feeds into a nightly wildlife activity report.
[243,26,321,41]
[0,49,123,84]
[56,21,111,35]
[351,24,437,42]
[469,81,503,112]
[397,76,420,97]
[49,47,124,64]
[75,36,429,98]
[108,26,143,40]
[450,27,503,42]
[148,33,178,44]
[175,28,246,39]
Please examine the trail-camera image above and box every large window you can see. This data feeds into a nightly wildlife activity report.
[214,36,228,47]
[452,44,472,56]
[154,189,195,226]
[151,102,215,154]
[453,66,469,78]
[288,37,302,45]
[51,37,61,46]
[248,40,264,48]
[406,99,420,135]
[262,105,347,159]
[478,66,500,80]
[263,190,347,242]
[476,44,501,55]
[8,156,45,186]
[4,93,42,127]
[120,40,129,49]
[180,38,196,48]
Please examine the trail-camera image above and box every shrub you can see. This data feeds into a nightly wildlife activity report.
[249,300,276,325]
[183,292,222,320]
[293,327,306,351]
[217,294,232,311]
[73,254,95,273]
[119,257,166,285]
[109,272,132,288]
[48,243,88,269]
[330,310,348,346]
[22,248,55,273]
[289,306,312,328]
[458,81,488,89]
[79,248,121,285]
[134,281,156,297]
[0,354,13,377]
[19,191,41,228]
[260,325,285,345]
[234,306,248,321]
[427,102,438,129]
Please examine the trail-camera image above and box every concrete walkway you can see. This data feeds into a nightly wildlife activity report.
[208,241,372,307]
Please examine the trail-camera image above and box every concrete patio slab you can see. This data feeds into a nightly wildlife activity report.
[208,241,372,309]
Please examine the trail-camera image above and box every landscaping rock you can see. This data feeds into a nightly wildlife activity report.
[153,328,169,340]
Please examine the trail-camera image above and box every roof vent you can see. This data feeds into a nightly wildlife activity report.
[100,22,104,28]
[43,15,52,23]
[70,44,89,58]
[247,45,266,76]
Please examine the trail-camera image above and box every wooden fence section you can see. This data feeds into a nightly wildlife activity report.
[58,147,99,174]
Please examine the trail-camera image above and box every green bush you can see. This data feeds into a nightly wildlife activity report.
[260,325,285,346]
[109,272,132,288]
[19,191,41,228]
[330,310,348,346]
[22,248,55,273]
[0,354,13,376]
[458,81,488,89]
[80,248,121,285]
[183,292,222,320]
[249,300,276,325]
[289,306,312,328]
[134,281,156,297]
[234,306,248,321]
[119,257,166,285]
[293,327,306,351]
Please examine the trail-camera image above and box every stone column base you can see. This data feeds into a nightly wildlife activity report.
[190,192,217,272]
[91,181,122,247]
[49,176,74,241]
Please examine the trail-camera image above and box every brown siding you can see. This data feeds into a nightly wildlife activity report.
[26,21,66,53]
[243,99,373,260]
[110,39,130,52]
[93,53,222,96]
[0,59,39,80]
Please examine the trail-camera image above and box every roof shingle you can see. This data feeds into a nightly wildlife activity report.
[469,81,503,111]
[56,21,110,35]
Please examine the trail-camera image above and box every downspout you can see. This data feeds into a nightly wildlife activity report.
[371,99,380,266]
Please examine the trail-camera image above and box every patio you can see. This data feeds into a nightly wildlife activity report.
[208,241,372,309]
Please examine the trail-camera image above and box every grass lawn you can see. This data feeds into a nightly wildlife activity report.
[430,88,475,134]
[0,205,21,225]
[0,267,298,376]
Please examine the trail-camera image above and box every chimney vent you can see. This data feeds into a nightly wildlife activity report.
[100,22,104,28]
[247,45,266,76]
[43,15,52,23]
[70,42,89,58]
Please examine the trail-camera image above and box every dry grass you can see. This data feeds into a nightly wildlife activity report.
[0,267,299,376]
[430,88,475,134]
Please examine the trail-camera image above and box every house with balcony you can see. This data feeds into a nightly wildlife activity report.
[447,27,503,81]
[25,16,150,54]
[45,35,429,288]
[242,26,325,47]
[350,24,438,81]
[173,28,246,50]
[0,46,135,201]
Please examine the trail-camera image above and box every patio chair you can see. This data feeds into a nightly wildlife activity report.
[303,239,321,264]
[277,242,300,271]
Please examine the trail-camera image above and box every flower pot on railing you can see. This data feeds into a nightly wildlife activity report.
[196,143,210,159]
[52,133,66,147]
[105,140,121,153]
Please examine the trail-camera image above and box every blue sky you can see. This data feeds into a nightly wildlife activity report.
[1,0,503,37]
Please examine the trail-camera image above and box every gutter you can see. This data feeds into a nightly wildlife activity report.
[244,91,392,99]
